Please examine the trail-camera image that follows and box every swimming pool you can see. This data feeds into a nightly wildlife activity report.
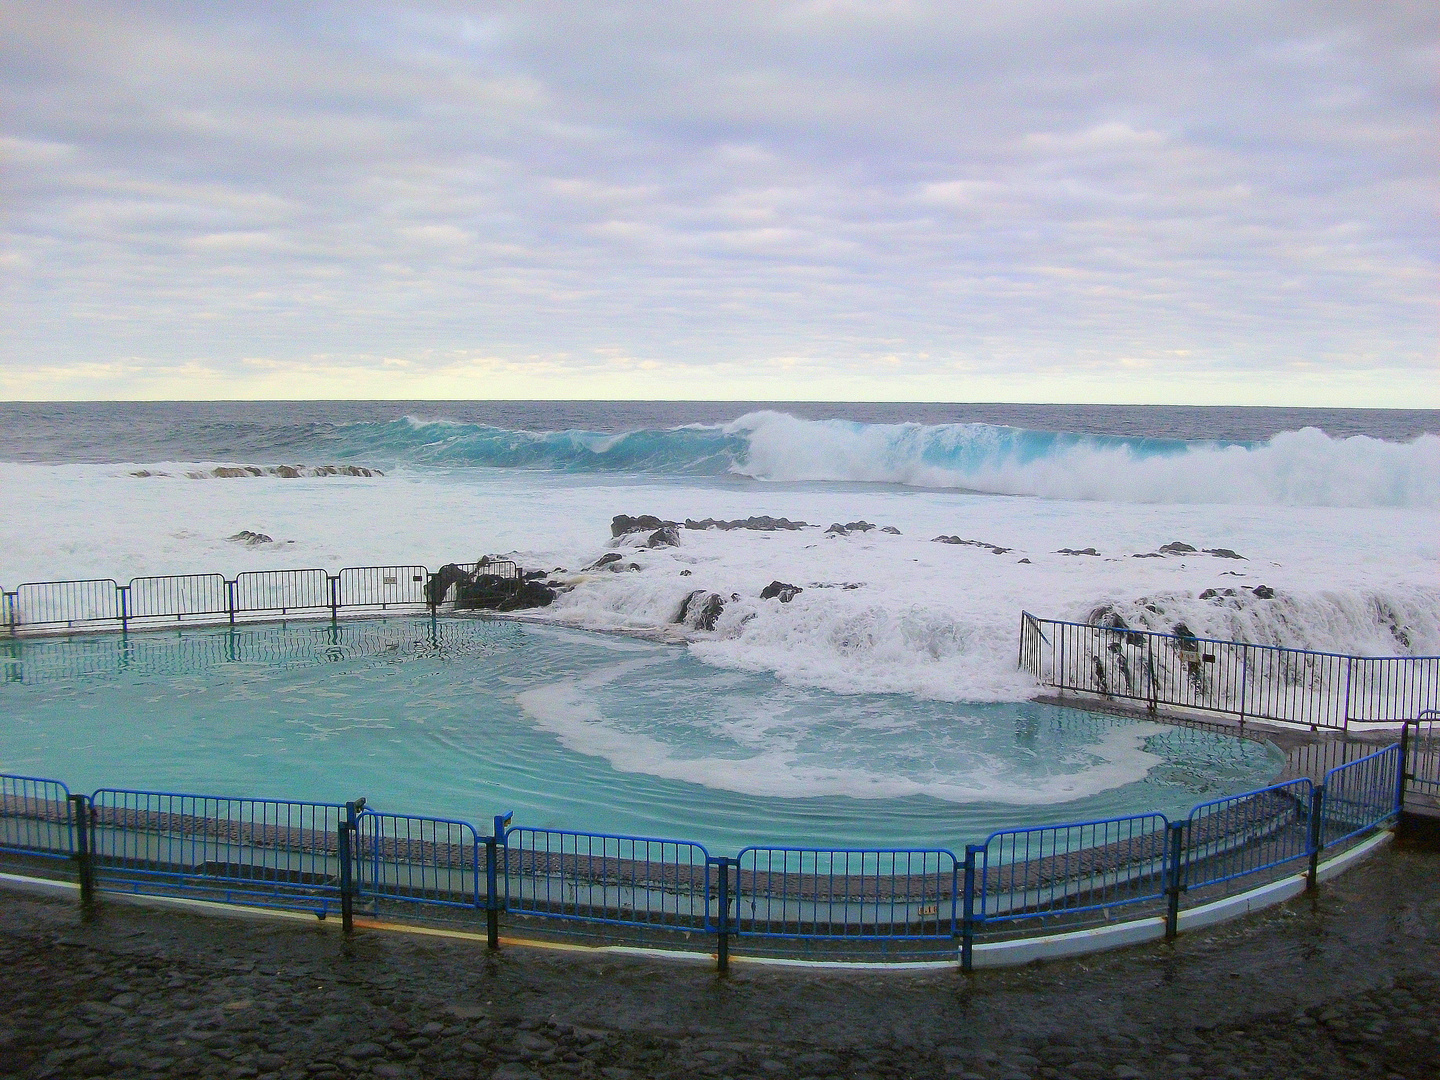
[0,617,1283,851]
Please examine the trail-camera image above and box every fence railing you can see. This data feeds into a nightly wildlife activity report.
[1020,612,1440,731]
[0,773,75,862]
[357,811,482,911]
[735,847,957,940]
[1403,711,1440,804]
[1183,779,1315,891]
[1,561,524,634]
[88,788,351,916]
[503,828,713,932]
[3,737,1414,969]
[972,813,1171,926]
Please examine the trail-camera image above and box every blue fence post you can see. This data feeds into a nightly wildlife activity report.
[715,856,731,974]
[328,575,340,622]
[487,811,511,950]
[117,584,129,634]
[1397,723,1411,814]
[225,579,237,626]
[69,793,94,910]
[338,801,358,933]
[961,844,979,973]
[1306,785,1325,890]
[1164,821,1184,940]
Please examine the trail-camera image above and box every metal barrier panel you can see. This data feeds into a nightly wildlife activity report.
[1322,745,1402,846]
[15,579,121,628]
[127,573,230,619]
[356,812,480,910]
[0,773,74,860]
[975,815,1169,924]
[337,566,430,610]
[89,788,347,914]
[504,828,711,930]
[1405,713,1440,801]
[1183,778,1314,890]
[736,847,957,939]
[233,569,330,614]
[1020,615,1439,731]
[1,588,13,630]
[1348,657,1440,723]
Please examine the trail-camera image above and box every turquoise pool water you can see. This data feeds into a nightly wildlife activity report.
[0,617,1283,851]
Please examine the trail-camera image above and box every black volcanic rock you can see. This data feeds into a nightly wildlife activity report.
[675,589,726,631]
[684,516,810,531]
[933,535,1011,554]
[612,514,679,537]
[760,581,803,603]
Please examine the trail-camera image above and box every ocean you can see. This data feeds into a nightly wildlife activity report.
[0,401,1436,830]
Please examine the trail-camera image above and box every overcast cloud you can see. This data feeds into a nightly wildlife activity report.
[1,1,1435,403]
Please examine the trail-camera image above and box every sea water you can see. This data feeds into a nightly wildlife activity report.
[0,402,1436,844]
[0,617,1281,851]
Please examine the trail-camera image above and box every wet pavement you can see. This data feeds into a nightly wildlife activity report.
[2,842,1438,1080]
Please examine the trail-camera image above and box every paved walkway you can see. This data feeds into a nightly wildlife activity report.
[2,842,1438,1080]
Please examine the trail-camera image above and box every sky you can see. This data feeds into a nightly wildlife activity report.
[1,1,1436,405]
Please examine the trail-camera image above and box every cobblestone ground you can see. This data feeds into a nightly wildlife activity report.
[2,843,1438,1080]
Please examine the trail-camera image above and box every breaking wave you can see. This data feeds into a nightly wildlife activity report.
[328,411,1440,508]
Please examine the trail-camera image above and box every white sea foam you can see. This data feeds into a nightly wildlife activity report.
[1,460,1435,711]
[515,661,1169,803]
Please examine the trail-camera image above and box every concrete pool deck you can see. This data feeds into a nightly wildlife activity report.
[2,837,1438,1080]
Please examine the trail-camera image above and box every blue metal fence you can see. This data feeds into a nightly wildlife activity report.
[503,827,713,931]
[1183,778,1316,891]
[735,847,957,940]
[88,788,349,916]
[0,773,75,861]
[0,565,454,633]
[356,811,481,911]
[1321,746,1402,846]
[1020,612,1440,731]
[0,729,1412,966]
[971,813,1171,925]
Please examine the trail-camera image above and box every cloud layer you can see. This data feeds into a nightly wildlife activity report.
[1,1,1435,402]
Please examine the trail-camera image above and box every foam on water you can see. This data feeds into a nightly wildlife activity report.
[515,661,1170,804]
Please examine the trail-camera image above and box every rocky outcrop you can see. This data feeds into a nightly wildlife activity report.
[826,521,876,536]
[684,516,810,531]
[1135,541,1247,560]
[428,563,557,610]
[675,590,726,631]
[1204,547,1246,560]
[612,515,679,537]
[1057,547,1101,557]
[933,536,1011,554]
[182,465,382,479]
[760,581,803,603]
[646,526,680,548]
[615,513,818,534]
[584,553,641,572]
[226,530,273,546]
